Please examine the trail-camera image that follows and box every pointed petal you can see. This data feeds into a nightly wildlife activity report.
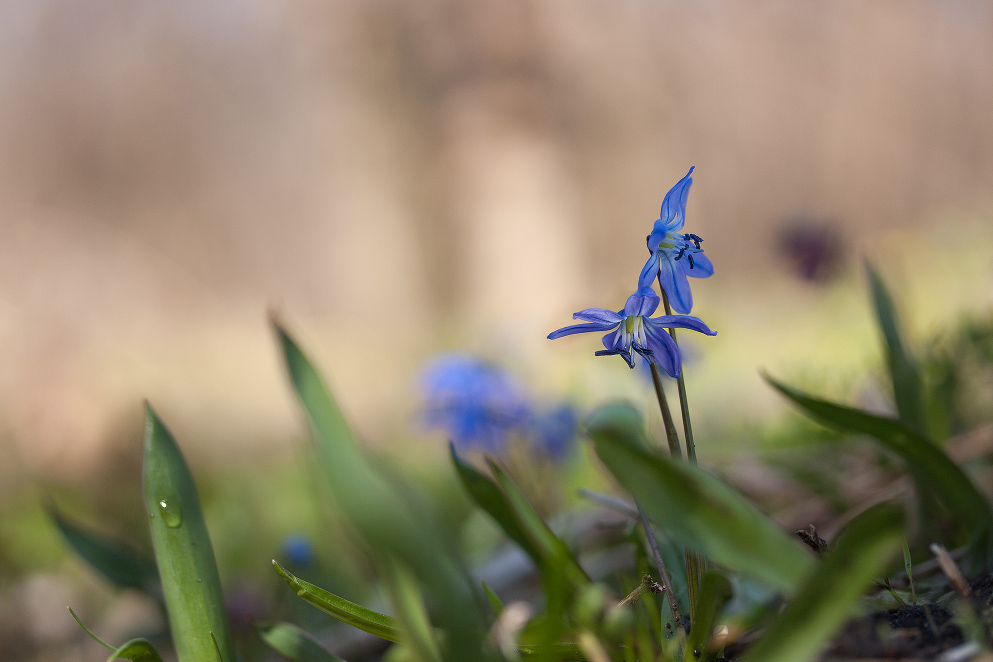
[649,315,717,336]
[601,327,623,351]
[685,252,714,278]
[638,251,662,289]
[573,308,623,324]
[659,167,694,233]
[548,321,619,340]
[623,286,660,317]
[645,325,681,377]
[658,254,694,314]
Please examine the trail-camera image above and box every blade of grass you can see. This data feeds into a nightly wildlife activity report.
[866,261,925,433]
[587,404,814,593]
[50,506,160,599]
[68,606,115,650]
[273,560,402,642]
[142,405,235,662]
[254,621,346,662]
[108,639,166,662]
[381,560,443,662]
[274,323,492,662]
[741,503,904,662]
[481,581,503,618]
[684,570,732,662]
[764,375,993,544]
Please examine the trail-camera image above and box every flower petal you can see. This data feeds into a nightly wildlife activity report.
[644,325,681,377]
[638,251,662,289]
[659,166,694,233]
[623,286,660,317]
[601,327,623,351]
[657,253,694,314]
[648,315,717,336]
[684,252,714,278]
[547,321,619,340]
[573,308,623,324]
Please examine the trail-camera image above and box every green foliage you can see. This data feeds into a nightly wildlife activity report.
[49,504,160,599]
[275,322,495,662]
[587,404,815,593]
[142,404,235,662]
[866,261,926,433]
[765,375,993,547]
[683,571,732,662]
[108,639,167,662]
[273,560,403,642]
[742,503,904,662]
[255,621,346,662]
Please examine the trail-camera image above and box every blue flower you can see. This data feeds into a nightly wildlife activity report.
[529,405,577,461]
[638,167,714,314]
[421,354,530,453]
[281,533,315,567]
[547,286,716,377]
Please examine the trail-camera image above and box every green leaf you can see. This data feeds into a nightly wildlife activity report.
[587,404,815,593]
[765,376,993,542]
[481,581,503,618]
[684,571,733,662]
[50,505,160,598]
[108,639,166,662]
[381,560,443,662]
[142,404,235,662]
[274,323,493,662]
[449,447,544,569]
[255,621,346,662]
[866,261,925,433]
[742,503,904,662]
[273,560,402,642]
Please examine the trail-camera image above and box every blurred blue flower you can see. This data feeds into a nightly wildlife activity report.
[547,286,716,377]
[281,533,315,567]
[529,405,577,462]
[638,167,714,314]
[421,355,530,453]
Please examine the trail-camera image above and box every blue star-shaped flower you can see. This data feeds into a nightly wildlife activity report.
[638,167,714,314]
[547,286,716,377]
[421,354,530,453]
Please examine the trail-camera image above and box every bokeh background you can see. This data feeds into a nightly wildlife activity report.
[2,1,993,660]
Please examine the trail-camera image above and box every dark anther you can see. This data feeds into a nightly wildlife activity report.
[674,247,686,260]
[687,254,695,269]
[684,232,703,247]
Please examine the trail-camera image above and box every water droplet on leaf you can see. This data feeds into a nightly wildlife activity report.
[158,498,183,528]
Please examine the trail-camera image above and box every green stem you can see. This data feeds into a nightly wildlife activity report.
[649,362,682,460]
[659,290,697,464]
[636,503,686,640]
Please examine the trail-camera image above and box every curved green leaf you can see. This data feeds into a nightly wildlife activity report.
[50,506,160,598]
[143,404,235,662]
[108,638,165,662]
[587,404,815,593]
[866,261,925,433]
[273,560,402,642]
[684,571,732,662]
[275,323,493,662]
[255,622,346,662]
[764,376,993,540]
[742,503,904,662]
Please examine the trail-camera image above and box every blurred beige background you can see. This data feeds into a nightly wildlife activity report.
[2,0,993,489]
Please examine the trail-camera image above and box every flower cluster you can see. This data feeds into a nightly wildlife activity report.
[548,167,715,376]
[421,354,577,458]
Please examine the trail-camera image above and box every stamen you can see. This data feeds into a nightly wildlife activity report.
[687,254,695,269]
[674,247,686,260]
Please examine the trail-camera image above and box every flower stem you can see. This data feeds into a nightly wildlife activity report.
[659,290,698,464]
[637,503,686,640]
[649,362,682,460]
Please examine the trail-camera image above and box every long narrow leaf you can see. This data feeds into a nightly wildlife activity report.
[866,261,925,433]
[255,622,346,662]
[108,638,166,662]
[274,323,493,662]
[273,560,402,643]
[587,404,814,593]
[684,571,732,662]
[50,506,160,598]
[742,503,904,662]
[143,405,235,662]
[765,376,993,541]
